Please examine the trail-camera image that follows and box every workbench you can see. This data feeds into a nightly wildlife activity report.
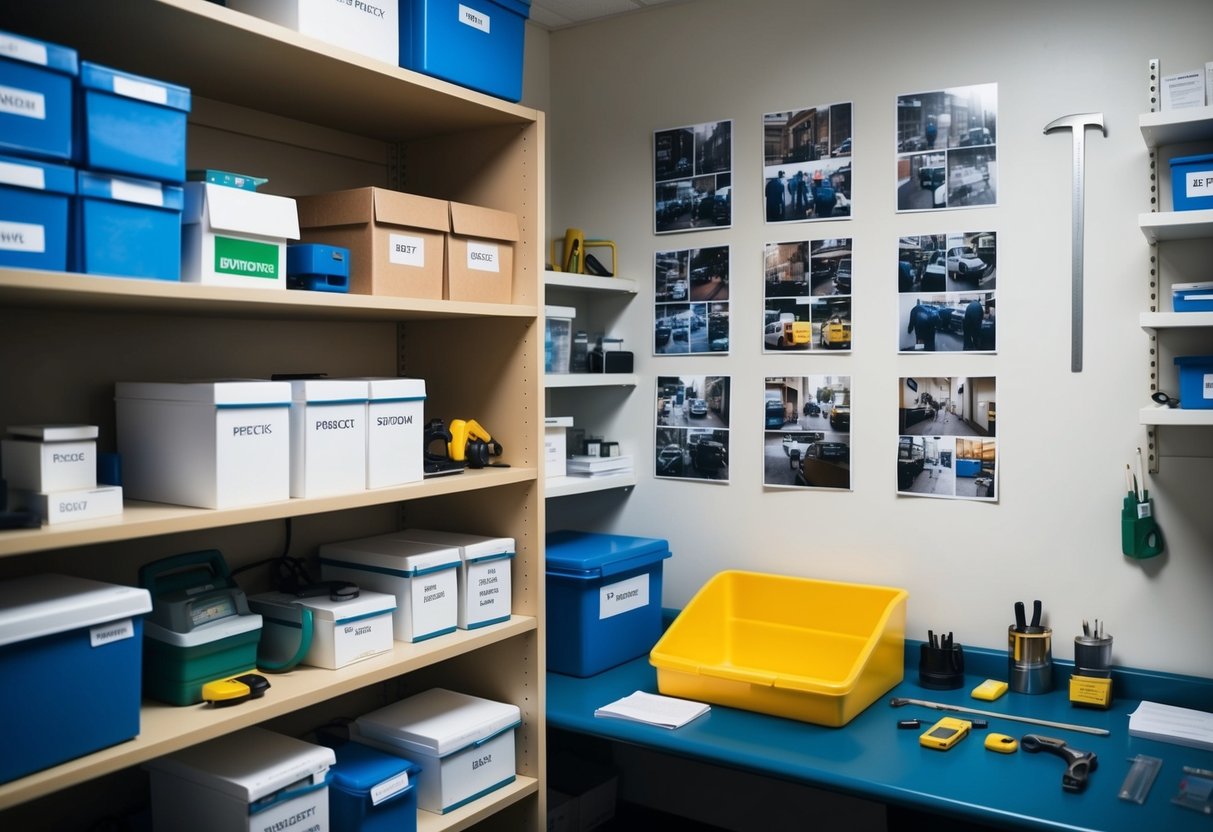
[546,629,1213,831]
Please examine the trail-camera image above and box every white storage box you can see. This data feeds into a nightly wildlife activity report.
[2,424,97,492]
[288,379,369,498]
[115,380,291,509]
[319,535,460,642]
[544,416,572,479]
[357,376,426,489]
[248,589,395,670]
[146,727,334,832]
[392,528,514,629]
[18,485,123,525]
[181,182,300,289]
[354,688,521,814]
[228,0,400,66]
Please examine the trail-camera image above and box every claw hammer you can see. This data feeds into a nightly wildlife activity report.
[1044,113,1106,373]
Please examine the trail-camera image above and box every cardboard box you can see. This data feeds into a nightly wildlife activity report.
[391,528,514,629]
[446,201,518,303]
[0,153,75,271]
[75,171,184,280]
[296,187,448,299]
[287,378,369,498]
[182,182,299,289]
[249,589,396,669]
[115,380,292,509]
[0,28,78,161]
[2,424,97,492]
[229,0,400,67]
[358,376,426,489]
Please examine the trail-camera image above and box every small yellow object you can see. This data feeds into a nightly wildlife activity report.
[985,733,1018,753]
[1069,675,1113,709]
[201,677,250,703]
[919,716,971,751]
[971,679,1009,701]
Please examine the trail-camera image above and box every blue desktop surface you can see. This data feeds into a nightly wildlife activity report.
[547,642,1213,831]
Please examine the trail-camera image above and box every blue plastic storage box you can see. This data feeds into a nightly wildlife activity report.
[1175,355,1213,410]
[0,29,78,161]
[0,153,75,271]
[400,0,531,102]
[546,530,671,677]
[287,242,351,292]
[76,61,190,183]
[74,170,184,280]
[1173,282,1213,313]
[330,742,421,832]
[0,574,152,785]
[1170,154,1213,212]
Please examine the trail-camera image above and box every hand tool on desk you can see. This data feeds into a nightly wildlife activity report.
[1020,734,1098,792]
[1030,599,1042,628]
[1043,112,1106,373]
[889,697,1110,736]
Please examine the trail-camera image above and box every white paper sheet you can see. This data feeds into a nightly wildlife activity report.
[594,690,709,729]
[1128,701,1213,751]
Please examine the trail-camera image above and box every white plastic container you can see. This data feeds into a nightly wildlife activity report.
[181,181,300,289]
[288,378,369,498]
[354,687,520,814]
[359,376,426,489]
[248,589,396,670]
[1,424,97,492]
[392,528,514,629]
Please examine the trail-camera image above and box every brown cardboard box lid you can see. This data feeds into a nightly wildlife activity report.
[449,201,520,243]
[296,187,449,233]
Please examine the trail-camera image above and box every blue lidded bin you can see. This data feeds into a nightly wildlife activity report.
[287,242,351,292]
[330,742,421,832]
[1175,355,1213,410]
[0,153,75,271]
[546,530,671,677]
[0,29,78,161]
[1170,153,1213,212]
[400,0,532,102]
[76,61,191,183]
[74,170,184,280]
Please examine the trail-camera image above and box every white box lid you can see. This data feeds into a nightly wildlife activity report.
[0,574,151,646]
[345,377,427,401]
[288,378,369,403]
[1173,282,1213,292]
[115,380,292,406]
[392,529,515,563]
[146,727,334,803]
[355,688,521,758]
[184,182,300,241]
[318,536,461,575]
[545,305,576,319]
[6,424,99,441]
[247,589,396,624]
[544,416,574,428]
[143,612,263,648]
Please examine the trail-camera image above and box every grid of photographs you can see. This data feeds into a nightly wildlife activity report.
[896,83,997,211]
[898,231,996,353]
[763,103,853,223]
[654,120,733,234]
[655,375,731,482]
[763,376,851,490]
[897,376,996,501]
[763,238,852,352]
[655,246,730,355]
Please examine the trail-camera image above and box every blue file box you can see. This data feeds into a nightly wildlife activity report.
[287,242,351,292]
[400,0,531,102]
[329,742,421,832]
[1170,154,1213,212]
[0,153,75,271]
[0,29,78,161]
[75,170,184,280]
[76,61,191,183]
[1175,355,1213,410]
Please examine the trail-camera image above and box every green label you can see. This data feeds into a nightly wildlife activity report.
[213,236,279,279]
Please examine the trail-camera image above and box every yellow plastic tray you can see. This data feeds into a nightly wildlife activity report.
[649,570,908,727]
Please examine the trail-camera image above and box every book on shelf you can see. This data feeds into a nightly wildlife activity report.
[566,454,633,475]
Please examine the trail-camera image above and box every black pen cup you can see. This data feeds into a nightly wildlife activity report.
[919,642,965,689]
[1074,634,1113,678]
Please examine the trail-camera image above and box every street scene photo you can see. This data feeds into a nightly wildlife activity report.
[655,120,733,234]
[655,375,731,482]
[896,83,997,211]
[654,246,730,354]
[764,375,851,490]
[899,231,996,353]
[764,238,853,352]
[763,103,853,222]
[898,376,996,501]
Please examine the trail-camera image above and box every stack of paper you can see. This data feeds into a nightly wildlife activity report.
[566,454,633,477]
[594,690,709,729]
[1128,701,1213,751]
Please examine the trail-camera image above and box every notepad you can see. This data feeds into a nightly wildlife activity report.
[594,690,709,729]
[1128,701,1213,751]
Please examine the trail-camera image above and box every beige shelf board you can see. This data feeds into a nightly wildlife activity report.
[0,616,537,809]
[544,373,639,389]
[0,468,538,559]
[1139,405,1213,425]
[545,472,638,498]
[1140,311,1213,329]
[0,269,537,323]
[544,271,639,294]
[417,776,539,832]
[1138,210,1213,243]
[1138,106,1213,148]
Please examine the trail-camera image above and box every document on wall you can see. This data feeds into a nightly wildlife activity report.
[594,690,710,729]
[1128,701,1213,751]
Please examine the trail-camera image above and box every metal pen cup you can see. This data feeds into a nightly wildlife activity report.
[1008,625,1053,694]
[1073,634,1113,678]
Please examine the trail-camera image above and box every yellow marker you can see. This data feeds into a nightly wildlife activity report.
[971,679,1009,701]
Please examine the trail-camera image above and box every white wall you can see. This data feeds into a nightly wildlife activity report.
[544,0,1213,678]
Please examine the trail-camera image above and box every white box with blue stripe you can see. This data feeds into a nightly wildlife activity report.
[393,528,514,629]
[248,589,396,670]
[356,376,426,489]
[287,379,369,498]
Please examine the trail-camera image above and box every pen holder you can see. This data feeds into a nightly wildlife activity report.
[1071,633,1114,708]
[1121,493,1163,559]
[918,642,965,690]
[1008,625,1052,694]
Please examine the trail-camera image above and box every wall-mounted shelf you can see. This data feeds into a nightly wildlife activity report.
[1140,405,1213,425]
[545,472,638,498]
[545,373,639,388]
[1139,106,1213,148]
[1138,209,1213,243]
[543,270,638,295]
[1140,311,1213,329]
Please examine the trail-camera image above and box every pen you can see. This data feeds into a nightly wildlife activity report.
[1136,447,1146,502]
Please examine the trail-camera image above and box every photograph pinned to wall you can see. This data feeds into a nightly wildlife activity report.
[763,375,851,490]
[763,238,853,352]
[654,120,733,234]
[898,231,996,353]
[896,83,997,211]
[763,103,853,223]
[655,246,731,354]
[897,376,996,501]
[655,375,731,482]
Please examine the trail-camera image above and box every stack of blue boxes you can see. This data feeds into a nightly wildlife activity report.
[0,28,191,280]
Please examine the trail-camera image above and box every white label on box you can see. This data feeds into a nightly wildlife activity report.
[0,83,45,120]
[1187,171,1213,199]
[459,4,491,33]
[336,613,391,666]
[0,34,49,66]
[370,770,410,806]
[388,233,425,267]
[599,573,650,620]
[0,160,46,189]
[1204,373,1213,400]
[90,618,134,648]
[474,562,507,616]
[110,178,165,207]
[112,75,169,105]
[467,241,501,272]
[250,793,325,832]
[0,221,45,253]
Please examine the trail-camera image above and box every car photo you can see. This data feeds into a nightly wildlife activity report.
[829,403,851,430]
[834,258,852,294]
[764,319,811,350]
[831,137,852,157]
[692,440,727,477]
[765,396,786,428]
[921,250,947,291]
[920,165,945,189]
[670,280,688,300]
[947,247,986,279]
[655,325,671,346]
[803,401,821,417]
[805,440,849,462]
[782,432,825,466]
[656,444,684,476]
[819,316,851,349]
[689,398,708,418]
[959,127,993,147]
